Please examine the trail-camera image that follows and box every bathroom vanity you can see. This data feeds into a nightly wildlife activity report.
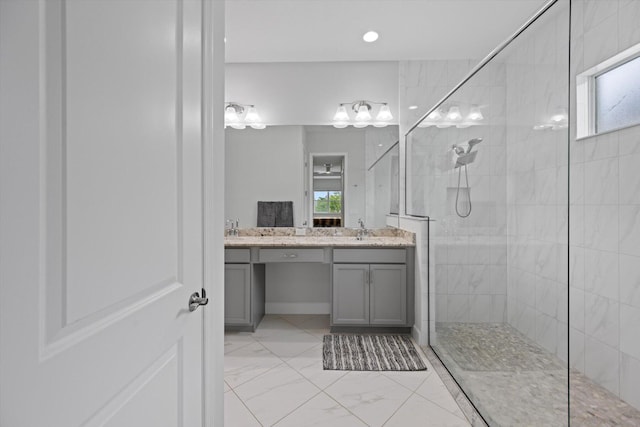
[224,228,415,332]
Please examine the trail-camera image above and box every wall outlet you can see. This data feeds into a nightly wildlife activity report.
[295,227,306,236]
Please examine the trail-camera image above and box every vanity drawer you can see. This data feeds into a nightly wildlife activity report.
[225,249,251,263]
[258,248,325,263]
[333,248,406,264]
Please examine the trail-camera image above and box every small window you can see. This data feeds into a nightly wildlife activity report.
[595,55,640,134]
[577,42,640,138]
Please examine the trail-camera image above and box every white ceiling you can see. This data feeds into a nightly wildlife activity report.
[225,0,547,63]
[224,0,548,126]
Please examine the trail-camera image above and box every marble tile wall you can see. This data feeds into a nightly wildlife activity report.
[569,0,640,410]
[503,0,570,366]
[400,58,509,327]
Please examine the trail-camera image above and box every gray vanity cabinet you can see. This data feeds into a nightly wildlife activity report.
[224,248,265,331]
[332,264,370,325]
[224,264,251,325]
[332,249,409,327]
[369,264,406,325]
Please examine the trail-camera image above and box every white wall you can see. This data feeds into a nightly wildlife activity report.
[225,126,304,227]
[226,62,399,126]
[569,0,640,410]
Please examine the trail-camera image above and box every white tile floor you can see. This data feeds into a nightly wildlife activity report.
[224,315,471,427]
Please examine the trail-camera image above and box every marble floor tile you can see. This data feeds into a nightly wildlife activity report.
[255,329,321,358]
[285,343,349,389]
[224,341,283,388]
[274,392,368,427]
[415,370,467,419]
[384,394,470,427]
[381,370,430,392]
[224,332,256,354]
[234,363,321,426]
[224,390,261,427]
[224,315,469,427]
[324,371,414,427]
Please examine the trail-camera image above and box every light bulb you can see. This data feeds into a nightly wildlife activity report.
[224,105,240,123]
[372,122,389,128]
[250,123,266,130]
[332,122,349,129]
[333,105,350,122]
[244,106,261,124]
[355,104,372,122]
[353,121,368,128]
[375,104,393,122]
[550,108,568,123]
[468,106,483,121]
[446,106,462,121]
[427,109,442,120]
[230,123,246,130]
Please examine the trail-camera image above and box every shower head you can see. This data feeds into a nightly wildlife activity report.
[466,137,483,153]
[451,144,466,155]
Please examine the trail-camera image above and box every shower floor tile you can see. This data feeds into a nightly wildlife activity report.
[430,322,640,426]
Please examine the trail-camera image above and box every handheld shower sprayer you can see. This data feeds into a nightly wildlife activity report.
[453,137,483,218]
[466,137,483,153]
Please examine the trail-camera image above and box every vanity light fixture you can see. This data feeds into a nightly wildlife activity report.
[332,100,394,128]
[417,104,485,129]
[533,107,568,131]
[224,102,266,129]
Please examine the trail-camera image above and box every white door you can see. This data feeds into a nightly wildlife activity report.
[0,1,224,426]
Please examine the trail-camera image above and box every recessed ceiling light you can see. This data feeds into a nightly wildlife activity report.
[363,31,379,43]
[408,105,418,110]
[378,143,384,147]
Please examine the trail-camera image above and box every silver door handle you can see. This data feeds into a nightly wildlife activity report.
[189,289,209,312]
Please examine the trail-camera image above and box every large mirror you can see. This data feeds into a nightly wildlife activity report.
[224,125,399,229]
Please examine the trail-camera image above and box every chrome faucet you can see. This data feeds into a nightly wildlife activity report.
[356,218,368,240]
[226,218,240,236]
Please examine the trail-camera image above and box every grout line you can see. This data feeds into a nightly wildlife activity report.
[380,389,415,426]
[229,388,265,427]
[321,386,371,426]
[269,390,324,426]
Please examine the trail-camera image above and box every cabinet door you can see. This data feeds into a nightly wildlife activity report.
[332,264,369,325]
[225,264,251,325]
[370,264,407,325]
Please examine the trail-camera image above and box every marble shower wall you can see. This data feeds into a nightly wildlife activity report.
[504,1,570,365]
[401,59,509,326]
[569,0,640,410]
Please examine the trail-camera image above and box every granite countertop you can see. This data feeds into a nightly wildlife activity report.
[224,235,415,247]
[223,227,415,247]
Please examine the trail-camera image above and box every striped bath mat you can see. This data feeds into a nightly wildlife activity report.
[323,334,427,371]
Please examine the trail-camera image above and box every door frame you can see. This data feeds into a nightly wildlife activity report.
[202,0,225,426]
[308,151,348,228]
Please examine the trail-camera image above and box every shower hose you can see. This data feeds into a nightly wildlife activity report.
[455,164,472,218]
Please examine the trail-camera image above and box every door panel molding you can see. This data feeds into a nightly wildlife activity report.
[39,0,188,355]
[81,341,183,427]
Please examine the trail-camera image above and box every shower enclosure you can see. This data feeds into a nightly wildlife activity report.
[405,1,571,424]
[404,0,640,424]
